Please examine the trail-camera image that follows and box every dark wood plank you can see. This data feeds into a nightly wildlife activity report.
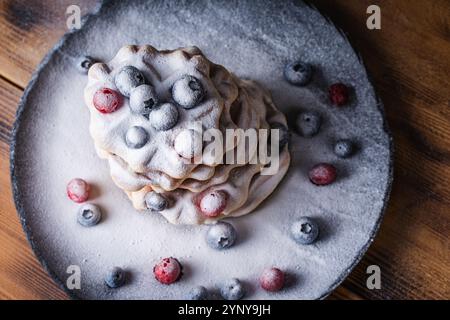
[0,0,96,88]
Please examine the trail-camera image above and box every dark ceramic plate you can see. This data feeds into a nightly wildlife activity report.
[11,0,392,299]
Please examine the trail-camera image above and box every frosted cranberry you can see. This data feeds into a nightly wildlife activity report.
[309,163,337,186]
[329,83,350,106]
[153,257,182,285]
[260,267,285,292]
[67,178,90,203]
[199,190,228,217]
[93,87,122,113]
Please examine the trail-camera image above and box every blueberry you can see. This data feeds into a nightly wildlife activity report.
[148,103,179,131]
[115,66,146,97]
[290,217,319,245]
[270,122,290,150]
[77,204,102,227]
[145,192,168,211]
[334,139,354,158]
[295,111,321,138]
[172,75,205,109]
[188,286,208,300]
[206,221,237,250]
[77,56,97,74]
[105,267,126,288]
[284,60,313,86]
[130,84,158,116]
[220,278,245,300]
[125,126,148,149]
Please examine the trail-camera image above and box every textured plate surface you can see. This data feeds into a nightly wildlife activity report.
[11,0,392,299]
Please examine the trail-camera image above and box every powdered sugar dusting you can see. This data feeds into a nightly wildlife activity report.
[11,0,391,300]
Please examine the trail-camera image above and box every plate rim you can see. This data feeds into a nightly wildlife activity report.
[9,0,394,300]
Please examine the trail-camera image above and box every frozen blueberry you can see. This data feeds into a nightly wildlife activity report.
[206,221,237,250]
[172,75,205,109]
[296,111,322,138]
[115,66,146,97]
[188,286,208,300]
[130,84,158,116]
[148,103,179,131]
[125,126,148,149]
[145,192,168,211]
[220,278,245,300]
[105,267,126,288]
[334,139,354,158]
[270,122,290,150]
[77,203,102,227]
[77,56,97,74]
[290,217,319,245]
[284,60,313,86]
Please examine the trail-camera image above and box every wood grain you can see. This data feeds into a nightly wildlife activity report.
[0,0,449,300]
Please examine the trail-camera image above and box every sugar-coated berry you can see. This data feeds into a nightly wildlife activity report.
[329,83,350,106]
[125,126,148,149]
[199,190,227,217]
[67,178,90,203]
[148,103,179,131]
[291,217,319,245]
[260,267,285,292]
[172,75,205,109]
[284,60,313,86]
[206,221,237,250]
[105,267,125,288]
[129,84,158,116]
[174,129,203,159]
[145,192,168,211]
[93,88,122,114]
[270,122,290,150]
[296,111,321,138]
[77,55,97,74]
[309,163,337,186]
[188,286,208,300]
[114,66,146,97]
[153,257,182,285]
[334,139,354,158]
[220,278,245,300]
[77,203,102,227]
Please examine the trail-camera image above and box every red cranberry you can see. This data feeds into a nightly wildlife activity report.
[329,83,350,106]
[260,267,285,292]
[309,163,337,186]
[93,87,123,113]
[198,190,228,217]
[67,178,90,203]
[153,257,182,285]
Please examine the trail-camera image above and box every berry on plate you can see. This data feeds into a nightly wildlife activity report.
[67,178,90,203]
[329,83,350,106]
[188,286,208,300]
[308,163,337,186]
[77,203,102,227]
[198,190,228,217]
[290,217,319,245]
[260,267,285,292]
[105,267,126,288]
[334,139,355,158]
[284,60,313,86]
[145,192,168,211]
[153,257,182,285]
[296,111,321,138]
[206,221,237,250]
[220,278,245,300]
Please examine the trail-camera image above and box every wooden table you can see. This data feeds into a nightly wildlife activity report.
[0,0,448,300]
